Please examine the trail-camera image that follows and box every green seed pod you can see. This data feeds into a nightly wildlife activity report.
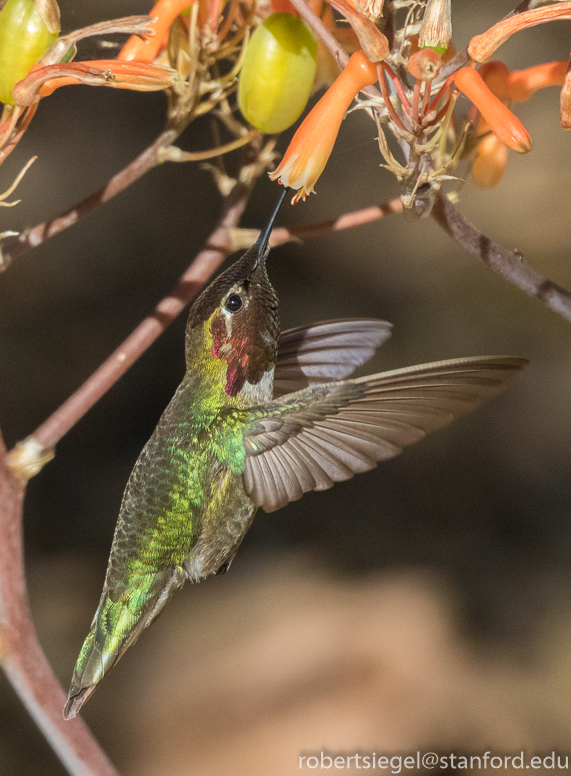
[238,12,317,134]
[0,0,58,105]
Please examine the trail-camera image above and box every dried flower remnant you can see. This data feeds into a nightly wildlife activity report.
[13,60,180,104]
[468,2,571,64]
[0,155,36,206]
[327,0,389,62]
[270,50,378,202]
[359,0,384,22]
[34,0,61,34]
[561,58,571,130]
[418,0,451,55]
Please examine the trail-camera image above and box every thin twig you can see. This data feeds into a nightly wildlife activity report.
[432,192,571,323]
[270,198,404,245]
[0,429,120,776]
[0,128,179,270]
[439,49,470,81]
[28,182,252,452]
[161,129,258,162]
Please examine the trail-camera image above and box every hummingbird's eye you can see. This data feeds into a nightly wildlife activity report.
[225,294,243,313]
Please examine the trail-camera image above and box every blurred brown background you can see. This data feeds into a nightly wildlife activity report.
[2,1,571,774]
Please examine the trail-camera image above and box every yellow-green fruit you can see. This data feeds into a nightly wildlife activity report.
[238,12,317,134]
[0,0,58,105]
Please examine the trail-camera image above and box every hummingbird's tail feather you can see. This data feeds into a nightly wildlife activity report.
[63,565,185,720]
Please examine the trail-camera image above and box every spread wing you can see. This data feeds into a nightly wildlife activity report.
[242,356,527,513]
[273,319,392,397]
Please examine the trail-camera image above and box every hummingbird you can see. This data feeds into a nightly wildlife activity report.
[63,188,527,719]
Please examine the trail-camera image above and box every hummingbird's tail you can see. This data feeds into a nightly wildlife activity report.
[63,565,185,720]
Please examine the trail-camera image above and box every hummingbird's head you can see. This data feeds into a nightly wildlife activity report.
[185,191,288,397]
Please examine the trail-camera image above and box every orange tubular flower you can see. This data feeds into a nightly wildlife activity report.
[454,67,532,154]
[270,51,378,203]
[118,0,193,63]
[471,133,509,190]
[469,61,510,189]
[478,60,510,102]
[507,61,568,102]
[13,60,179,104]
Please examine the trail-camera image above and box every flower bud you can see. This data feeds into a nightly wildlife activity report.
[471,133,509,189]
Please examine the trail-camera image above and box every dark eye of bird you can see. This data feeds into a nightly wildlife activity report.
[225,294,243,313]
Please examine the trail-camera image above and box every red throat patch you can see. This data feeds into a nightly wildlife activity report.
[211,316,249,396]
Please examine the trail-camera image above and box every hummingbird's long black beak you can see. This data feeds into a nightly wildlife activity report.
[253,187,289,269]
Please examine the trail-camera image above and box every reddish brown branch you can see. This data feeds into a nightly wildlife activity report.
[30,182,251,451]
[0,128,179,270]
[432,192,571,323]
[0,429,120,776]
[270,198,403,245]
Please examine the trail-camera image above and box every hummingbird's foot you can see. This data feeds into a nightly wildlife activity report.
[214,557,234,575]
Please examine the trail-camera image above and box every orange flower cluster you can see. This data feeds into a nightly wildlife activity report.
[272,1,571,201]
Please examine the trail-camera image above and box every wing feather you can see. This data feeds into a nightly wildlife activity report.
[243,356,528,513]
[274,319,392,397]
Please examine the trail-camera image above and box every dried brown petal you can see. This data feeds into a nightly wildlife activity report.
[33,0,60,34]
[358,0,384,22]
[419,0,451,53]
[13,60,178,105]
[328,0,389,62]
[561,58,571,130]
[468,3,571,63]
[39,16,156,67]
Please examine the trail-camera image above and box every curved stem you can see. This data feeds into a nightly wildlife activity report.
[432,192,571,323]
[0,429,120,776]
